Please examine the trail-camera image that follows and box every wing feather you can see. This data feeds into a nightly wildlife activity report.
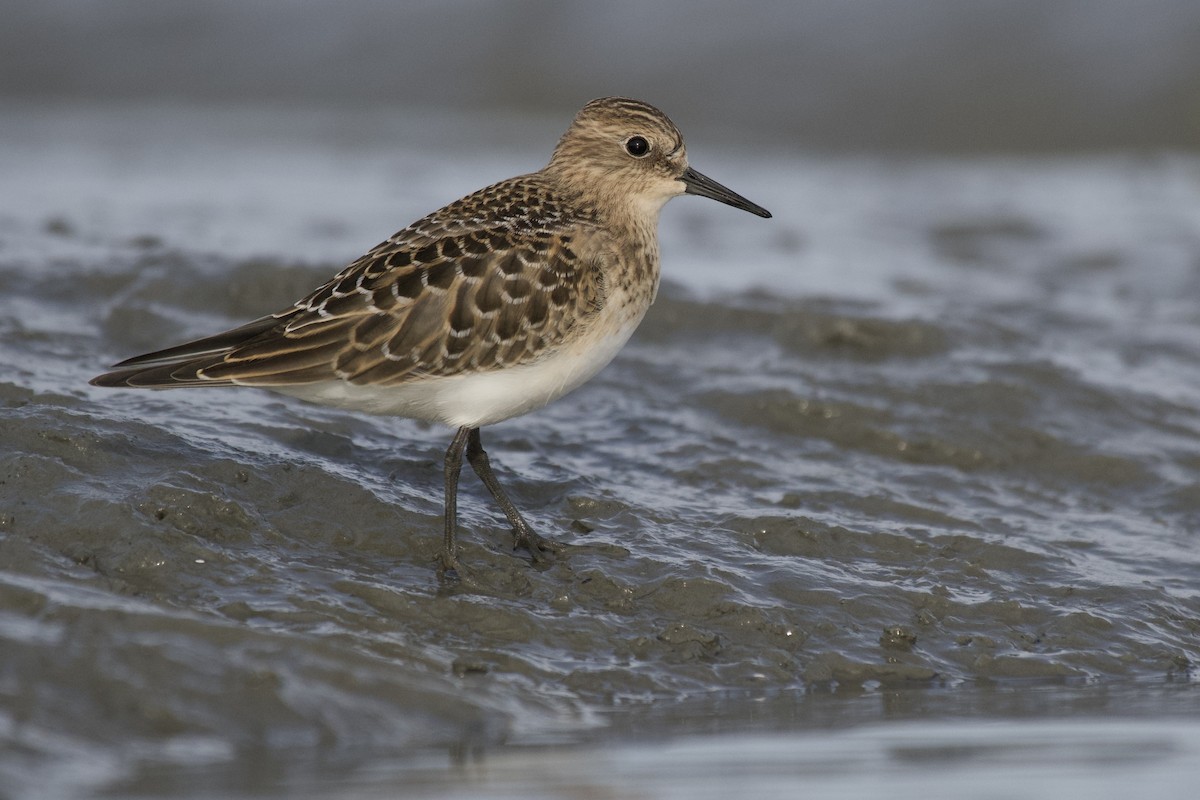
[90,174,609,392]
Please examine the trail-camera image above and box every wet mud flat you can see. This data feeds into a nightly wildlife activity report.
[2,104,1200,796]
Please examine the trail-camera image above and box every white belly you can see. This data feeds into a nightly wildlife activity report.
[270,314,643,428]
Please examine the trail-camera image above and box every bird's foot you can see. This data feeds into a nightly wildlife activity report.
[438,548,467,581]
[512,525,567,564]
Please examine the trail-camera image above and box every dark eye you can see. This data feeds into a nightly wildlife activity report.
[625,136,650,157]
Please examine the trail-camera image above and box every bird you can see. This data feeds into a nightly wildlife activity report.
[91,97,772,574]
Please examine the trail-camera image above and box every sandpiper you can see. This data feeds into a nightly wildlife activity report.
[91,97,771,573]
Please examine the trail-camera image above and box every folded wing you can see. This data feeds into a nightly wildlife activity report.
[91,176,607,390]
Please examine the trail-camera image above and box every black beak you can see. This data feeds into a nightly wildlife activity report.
[681,166,772,219]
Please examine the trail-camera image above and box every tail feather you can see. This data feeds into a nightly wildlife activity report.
[90,314,283,389]
[106,315,282,369]
[89,358,235,388]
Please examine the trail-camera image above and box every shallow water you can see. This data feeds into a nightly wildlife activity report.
[2,103,1200,797]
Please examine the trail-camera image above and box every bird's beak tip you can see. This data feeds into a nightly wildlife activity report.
[681,167,772,219]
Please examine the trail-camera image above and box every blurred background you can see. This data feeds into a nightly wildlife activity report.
[5,0,1200,151]
[4,3,1200,798]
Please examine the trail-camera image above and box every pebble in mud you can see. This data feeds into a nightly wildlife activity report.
[880,626,918,651]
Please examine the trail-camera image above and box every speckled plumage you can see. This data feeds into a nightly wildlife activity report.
[91,97,771,573]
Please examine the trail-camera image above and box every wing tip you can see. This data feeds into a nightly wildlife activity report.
[88,361,236,389]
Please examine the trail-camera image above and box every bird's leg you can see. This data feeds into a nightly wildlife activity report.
[465,427,565,563]
[440,425,473,573]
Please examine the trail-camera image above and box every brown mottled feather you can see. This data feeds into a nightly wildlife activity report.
[96,173,611,389]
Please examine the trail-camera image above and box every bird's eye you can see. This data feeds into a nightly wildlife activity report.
[625,136,650,157]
